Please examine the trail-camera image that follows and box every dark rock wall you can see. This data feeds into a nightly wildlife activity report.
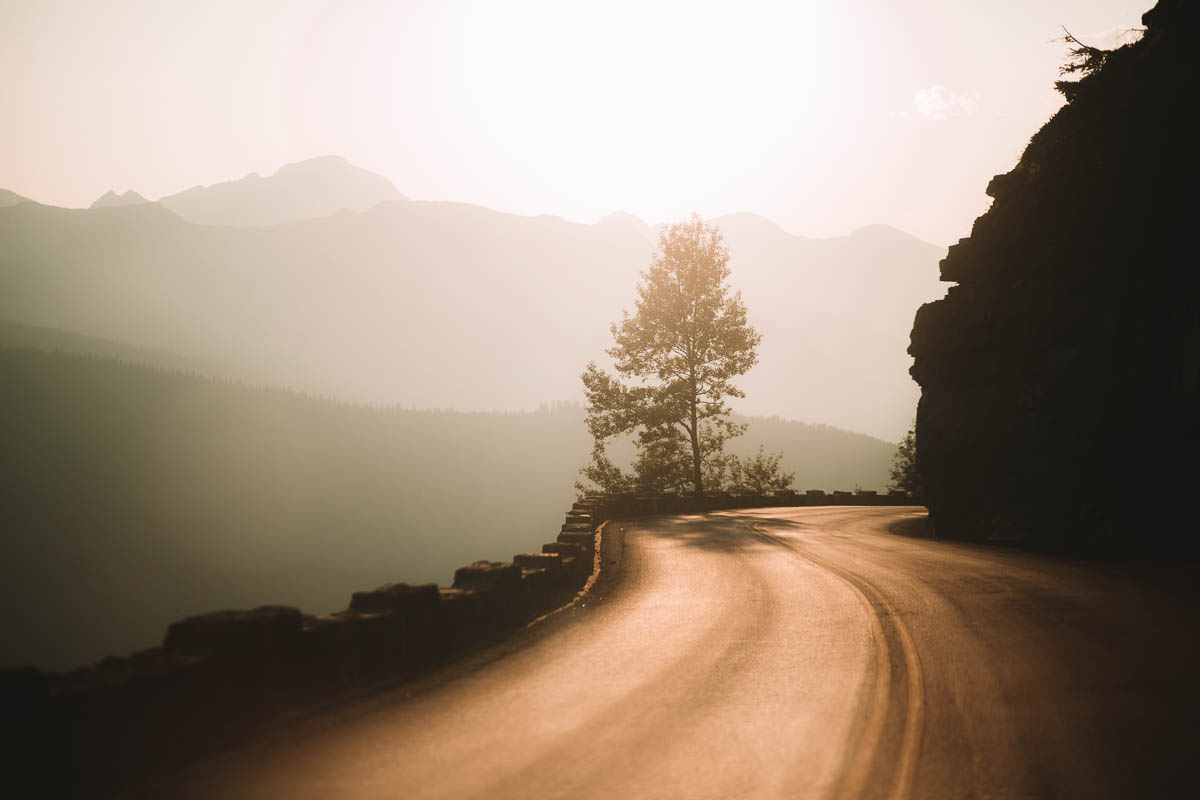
[909,0,1198,553]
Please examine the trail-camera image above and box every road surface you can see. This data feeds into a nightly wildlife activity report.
[161,507,1200,799]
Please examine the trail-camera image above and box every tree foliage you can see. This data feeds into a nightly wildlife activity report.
[725,445,795,494]
[576,442,636,495]
[1052,27,1139,102]
[887,420,923,499]
[580,214,761,495]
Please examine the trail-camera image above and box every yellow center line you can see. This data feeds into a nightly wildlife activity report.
[751,519,925,800]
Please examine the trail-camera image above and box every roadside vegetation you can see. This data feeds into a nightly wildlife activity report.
[887,420,923,501]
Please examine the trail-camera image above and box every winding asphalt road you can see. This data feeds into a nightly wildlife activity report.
[165,507,1200,799]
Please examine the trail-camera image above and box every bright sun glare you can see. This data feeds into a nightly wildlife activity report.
[455,1,849,216]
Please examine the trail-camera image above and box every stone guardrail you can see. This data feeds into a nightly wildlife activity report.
[0,488,917,795]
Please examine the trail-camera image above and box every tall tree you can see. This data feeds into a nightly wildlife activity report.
[581,214,761,495]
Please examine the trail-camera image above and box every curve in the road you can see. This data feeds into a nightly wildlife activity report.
[155,506,1200,800]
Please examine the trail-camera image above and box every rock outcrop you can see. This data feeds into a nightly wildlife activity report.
[909,0,1198,554]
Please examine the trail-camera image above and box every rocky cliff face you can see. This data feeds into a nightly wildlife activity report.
[908,0,1198,554]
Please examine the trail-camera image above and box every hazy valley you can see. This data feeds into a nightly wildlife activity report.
[1,324,896,669]
[0,157,937,668]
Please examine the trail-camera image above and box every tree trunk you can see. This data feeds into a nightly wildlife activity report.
[689,398,703,496]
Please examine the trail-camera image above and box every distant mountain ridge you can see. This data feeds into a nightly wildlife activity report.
[156,155,406,226]
[0,163,944,440]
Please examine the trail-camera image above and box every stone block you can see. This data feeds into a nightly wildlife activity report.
[354,602,447,678]
[542,541,585,558]
[437,587,506,650]
[773,489,801,506]
[163,606,303,660]
[519,568,558,617]
[297,614,362,689]
[451,563,523,630]
[557,530,595,550]
[515,553,574,605]
[542,543,589,584]
[453,561,521,593]
[349,582,439,615]
[514,552,564,573]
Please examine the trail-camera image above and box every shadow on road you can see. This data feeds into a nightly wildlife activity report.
[639,513,815,552]
[884,513,936,540]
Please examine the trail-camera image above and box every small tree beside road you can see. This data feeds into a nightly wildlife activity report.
[580,214,763,495]
[888,420,923,500]
[726,446,796,495]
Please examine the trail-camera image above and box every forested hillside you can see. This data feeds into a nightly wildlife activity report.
[0,318,256,379]
[0,347,894,669]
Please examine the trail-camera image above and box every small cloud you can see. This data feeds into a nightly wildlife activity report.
[912,85,979,120]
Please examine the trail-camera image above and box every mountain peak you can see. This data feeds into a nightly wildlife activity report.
[599,210,647,226]
[714,213,786,237]
[157,156,406,226]
[90,190,148,209]
[275,154,351,173]
[597,211,651,237]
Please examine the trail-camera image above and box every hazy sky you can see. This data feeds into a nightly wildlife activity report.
[1,0,1148,245]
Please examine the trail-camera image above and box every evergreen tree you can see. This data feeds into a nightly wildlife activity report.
[1053,26,1140,102]
[888,420,923,499]
[580,215,761,495]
